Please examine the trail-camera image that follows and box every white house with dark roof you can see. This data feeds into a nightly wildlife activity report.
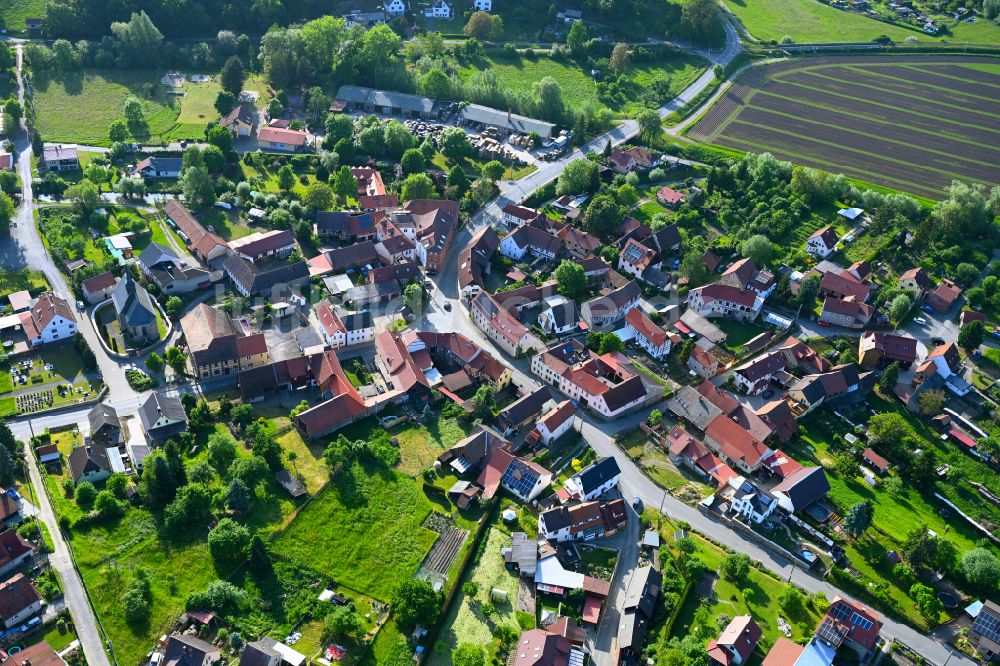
[581,281,641,327]
[806,225,839,258]
[499,225,563,261]
[561,456,621,502]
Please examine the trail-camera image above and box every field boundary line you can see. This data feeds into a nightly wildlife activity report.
[736,103,1000,169]
[723,118,997,185]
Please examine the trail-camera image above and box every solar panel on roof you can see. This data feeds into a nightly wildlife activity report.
[850,612,873,631]
[828,602,851,622]
[815,618,846,647]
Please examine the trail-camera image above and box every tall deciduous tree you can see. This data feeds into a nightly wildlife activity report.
[554,260,588,302]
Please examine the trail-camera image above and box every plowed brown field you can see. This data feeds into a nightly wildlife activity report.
[689,56,1000,199]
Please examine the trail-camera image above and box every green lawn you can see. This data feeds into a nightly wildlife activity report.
[0,0,45,31]
[670,534,824,650]
[0,269,50,295]
[274,424,329,494]
[715,319,768,348]
[428,526,524,666]
[621,431,710,495]
[273,459,438,601]
[457,52,707,118]
[723,0,1000,44]
[32,69,230,146]
[391,416,469,476]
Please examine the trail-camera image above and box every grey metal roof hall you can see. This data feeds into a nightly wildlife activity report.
[458,103,555,139]
[335,85,435,115]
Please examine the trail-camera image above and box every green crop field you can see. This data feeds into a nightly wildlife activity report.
[723,0,1000,44]
[458,52,706,118]
[273,459,438,600]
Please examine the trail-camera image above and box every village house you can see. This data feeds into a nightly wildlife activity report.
[732,351,786,394]
[509,626,581,666]
[138,244,211,295]
[927,278,962,313]
[531,340,648,419]
[969,599,1000,661]
[314,211,377,241]
[20,293,77,347]
[502,204,543,227]
[858,331,917,368]
[458,226,500,299]
[81,271,119,305]
[131,156,182,179]
[500,225,563,261]
[538,294,579,336]
[805,225,838,258]
[0,530,35,579]
[704,414,772,474]
[388,199,459,274]
[0,574,42,628]
[558,226,601,259]
[769,465,830,514]
[538,498,627,542]
[581,281,641,328]
[899,267,933,299]
[292,353,371,439]
[667,425,738,487]
[257,125,309,152]
[229,230,296,264]
[497,386,553,435]
[862,448,890,475]
[529,400,577,446]
[477,446,552,502]
[164,201,231,263]
[687,283,763,322]
[617,566,662,664]
[220,104,256,137]
[707,616,762,666]
[223,254,309,298]
[384,0,407,15]
[560,456,620,502]
[138,393,189,443]
[779,336,830,373]
[820,296,874,329]
[654,185,685,208]
[819,268,873,303]
[180,303,270,378]
[163,634,222,666]
[408,331,512,391]
[315,301,374,348]
[471,291,539,356]
[41,144,79,172]
[608,146,654,174]
[688,343,721,379]
[815,597,882,660]
[618,237,659,281]
[68,444,112,485]
[623,308,673,359]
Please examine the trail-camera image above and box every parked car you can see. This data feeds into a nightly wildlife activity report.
[920,305,934,314]
[930,337,945,346]
[914,317,928,325]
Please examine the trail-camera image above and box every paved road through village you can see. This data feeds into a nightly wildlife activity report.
[4,18,974,666]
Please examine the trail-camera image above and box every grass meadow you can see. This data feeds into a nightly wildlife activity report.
[32,70,270,146]
[273,459,438,601]
[722,0,1000,44]
[458,52,706,118]
[0,0,45,31]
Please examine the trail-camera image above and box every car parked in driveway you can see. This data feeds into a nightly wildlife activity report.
[914,317,928,325]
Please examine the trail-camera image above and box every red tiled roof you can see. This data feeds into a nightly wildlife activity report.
[694,283,758,308]
[705,414,770,468]
[762,637,804,666]
[258,126,308,146]
[657,187,685,205]
[862,448,889,471]
[81,271,117,293]
[624,308,667,347]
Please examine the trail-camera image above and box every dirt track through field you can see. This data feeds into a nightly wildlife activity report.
[690,56,1000,199]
